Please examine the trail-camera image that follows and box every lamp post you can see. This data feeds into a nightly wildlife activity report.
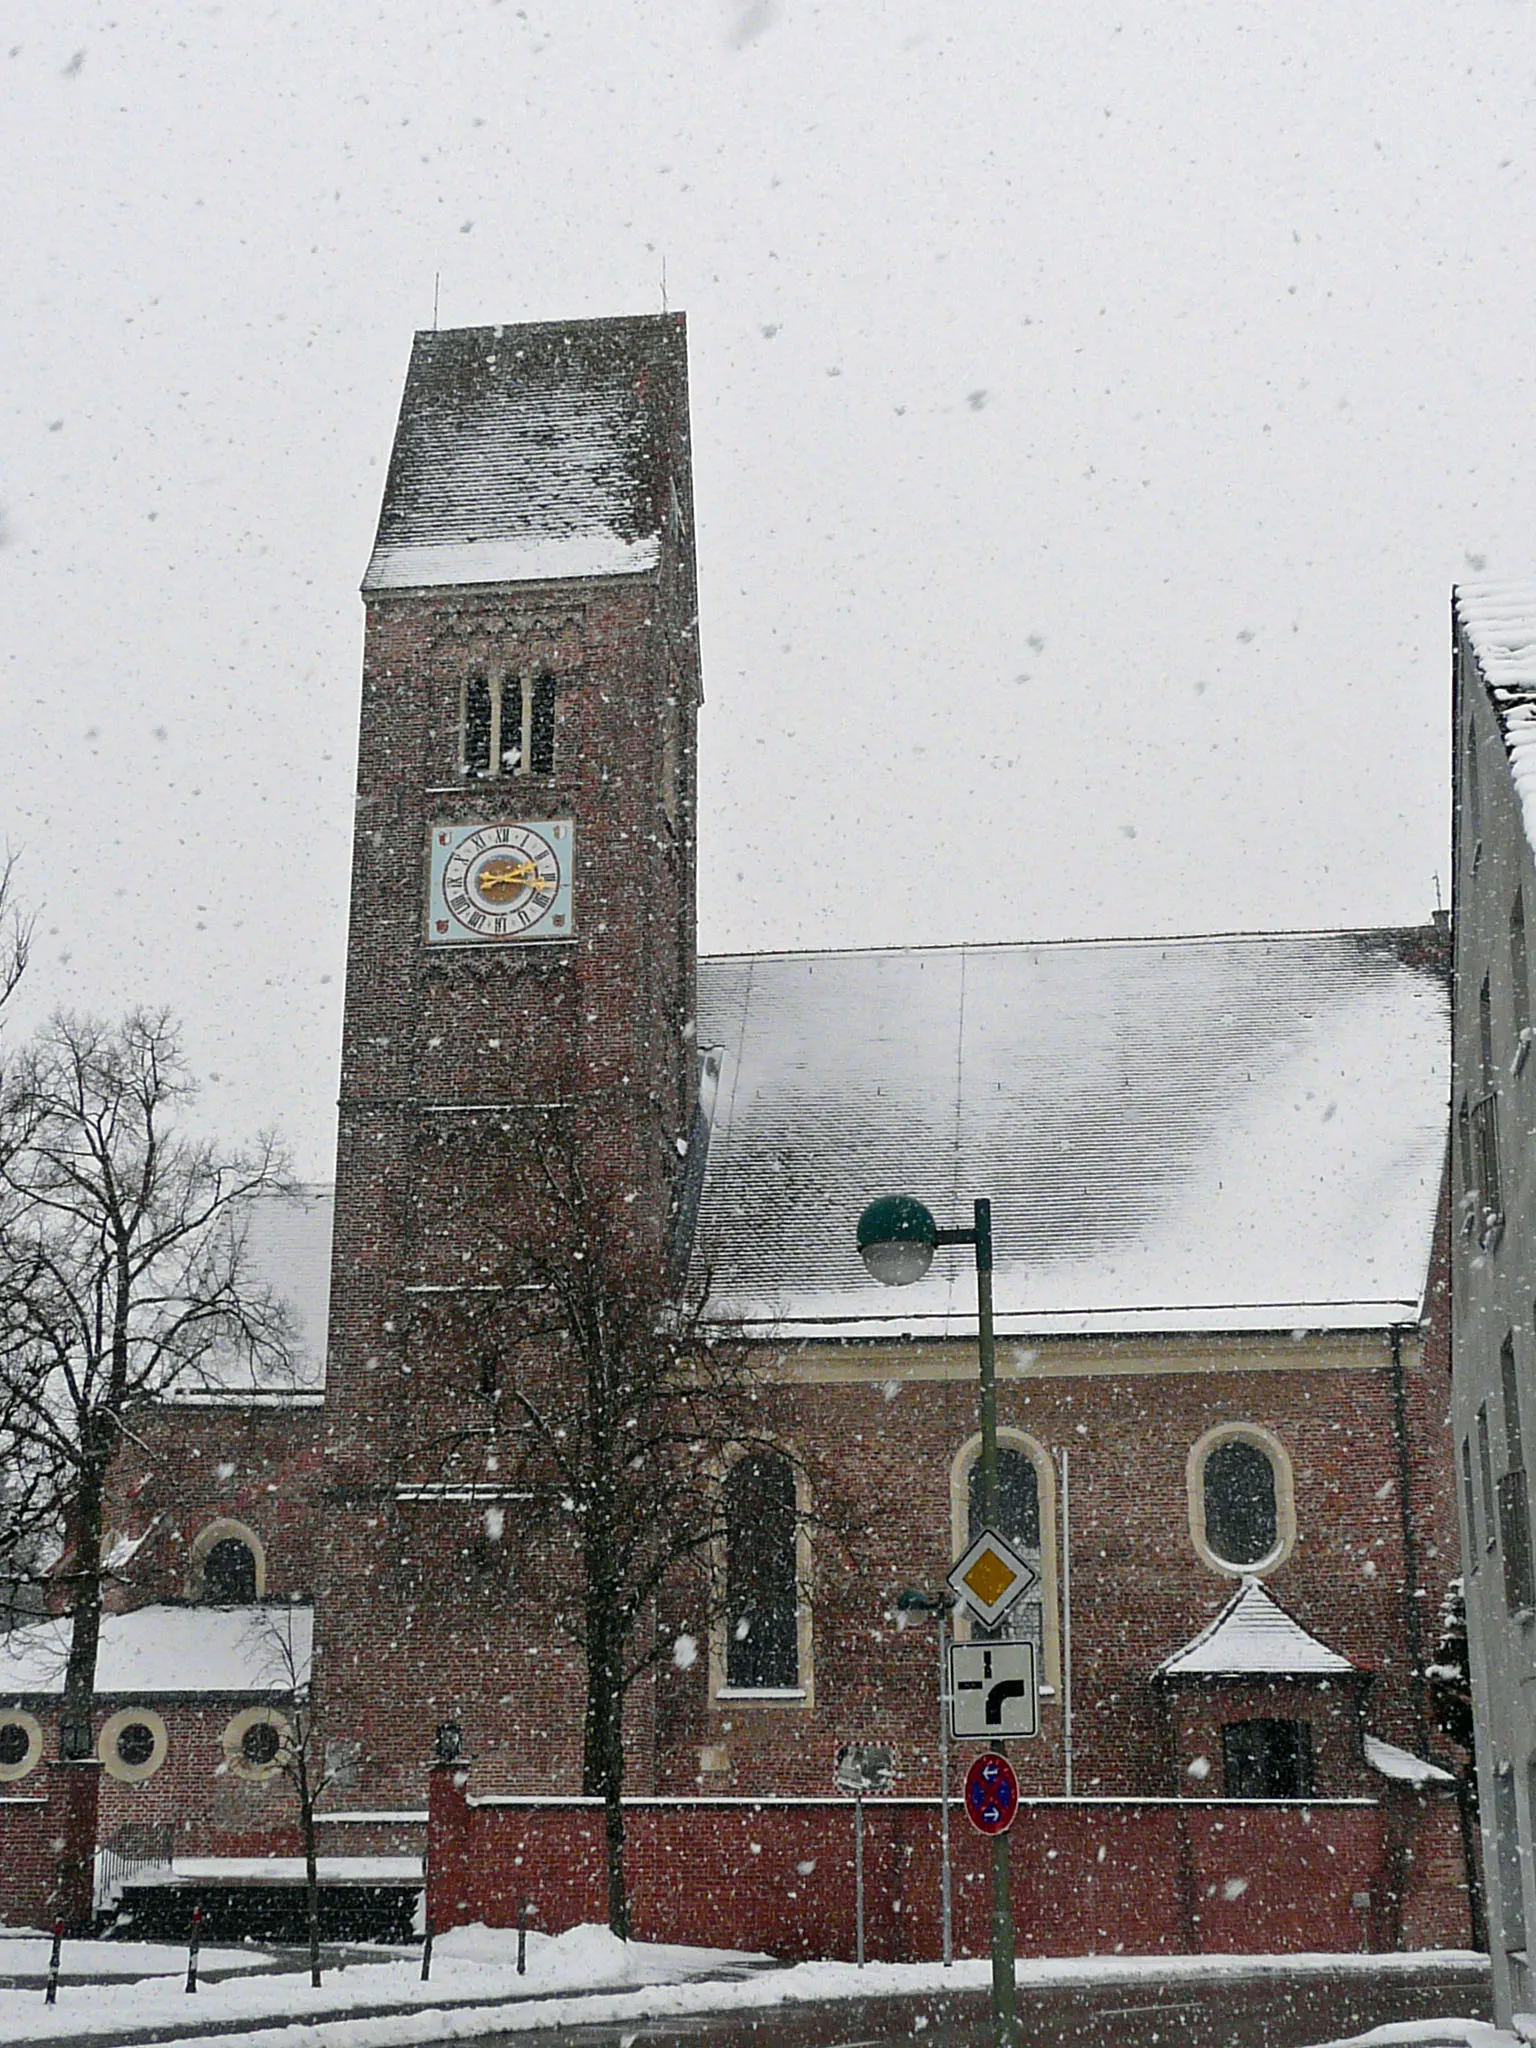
[896,1587,954,1966]
[858,1194,1018,2048]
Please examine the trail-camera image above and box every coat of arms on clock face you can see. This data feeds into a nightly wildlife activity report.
[427,821,574,945]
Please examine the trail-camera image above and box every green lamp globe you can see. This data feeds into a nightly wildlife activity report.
[857,1194,938,1287]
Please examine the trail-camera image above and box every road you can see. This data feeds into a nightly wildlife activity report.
[458,1957,1492,2048]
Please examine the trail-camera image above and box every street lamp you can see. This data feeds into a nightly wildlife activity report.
[859,1194,1018,2048]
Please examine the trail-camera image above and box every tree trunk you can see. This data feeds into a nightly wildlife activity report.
[59,1455,107,1751]
[299,1753,322,1987]
[582,1611,629,1939]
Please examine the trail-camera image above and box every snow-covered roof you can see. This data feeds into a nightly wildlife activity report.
[1364,1735,1455,1786]
[0,1603,313,1698]
[166,1187,331,1402]
[362,315,686,595]
[1155,1578,1356,1679]
[1456,581,1536,862]
[687,930,1448,1339]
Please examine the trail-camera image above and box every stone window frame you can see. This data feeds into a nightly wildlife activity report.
[1186,1421,1296,1578]
[189,1518,266,1602]
[948,1428,1060,1693]
[221,1705,294,1784]
[99,1705,168,1784]
[708,1445,815,1712]
[0,1708,43,1782]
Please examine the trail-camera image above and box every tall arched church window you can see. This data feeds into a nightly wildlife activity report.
[723,1452,799,1691]
[1188,1425,1295,1575]
[951,1430,1058,1689]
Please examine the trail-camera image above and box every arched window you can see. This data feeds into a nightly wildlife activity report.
[189,1518,266,1602]
[951,1430,1058,1688]
[1188,1425,1294,1575]
[464,675,494,777]
[1203,1440,1276,1566]
[204,1536,258,1603]
[723,1452,799,1691]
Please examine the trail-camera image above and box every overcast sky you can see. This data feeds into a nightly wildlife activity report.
[3,1,1533,1175]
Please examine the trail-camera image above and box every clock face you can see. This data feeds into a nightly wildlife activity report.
[427,821,574,945]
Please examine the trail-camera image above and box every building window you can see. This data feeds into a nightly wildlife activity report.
[1501,1336,1536,1613]
[1494,1764,1527,1959]
[461,675,558,781]
[1514,893,1533,1069]
[222,1707,292,1783]
[189,1518,266,1602]
[1222,1718,1314,1799]
[1188,1424,1294,1576]
[950,1430,1060,1688]
[464,676,494,777]
[1480,1404,1499,1557]
[1464,1434,1482,1568]
[0,1711,42,1783]
[98,1706,168,1784]
[1467,717,1483,855]
[722,1452,800,1692]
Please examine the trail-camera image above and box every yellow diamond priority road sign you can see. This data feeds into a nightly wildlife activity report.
[947,1527,1040,1627]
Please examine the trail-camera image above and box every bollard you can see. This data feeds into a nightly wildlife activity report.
[420,1914,433,1983]
[518,1896,529,1974]
[186,1904,202,1994]
[44,1918,62,2006]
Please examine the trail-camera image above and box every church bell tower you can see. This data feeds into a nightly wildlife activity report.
[317,314,701,1800]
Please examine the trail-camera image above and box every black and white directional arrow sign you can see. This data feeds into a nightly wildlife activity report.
[948,1640,1040,1740]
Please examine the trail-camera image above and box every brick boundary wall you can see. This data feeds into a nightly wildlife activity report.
[0,1764,101,1931]
[427,1766,1471,1962]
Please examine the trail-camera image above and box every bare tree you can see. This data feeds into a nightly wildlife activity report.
[408,1111,822,1938]
[240,1606,338,1988]
[0,1010,295,1755]
[0,850,30,1018]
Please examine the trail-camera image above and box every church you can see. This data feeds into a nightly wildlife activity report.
[0,314,1471,1958]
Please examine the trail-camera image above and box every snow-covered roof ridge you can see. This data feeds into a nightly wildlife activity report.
[362,314,687,595]
[0,1603,313,1699]
[1154,1577,1356,1679]
[688,928,1448,1339]
[1457,581,1536,865]
[1364,1734,1455,1786]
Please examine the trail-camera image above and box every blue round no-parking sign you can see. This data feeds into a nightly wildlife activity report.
[963,1750,1019,1835]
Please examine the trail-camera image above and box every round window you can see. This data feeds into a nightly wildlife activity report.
[241,1722,281,1768]
[0,1722,31,1767]
[116,1721,157,1769]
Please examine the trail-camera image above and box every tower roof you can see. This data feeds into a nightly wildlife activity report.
[362,313,689,594]
[1154,1578,1355,1680]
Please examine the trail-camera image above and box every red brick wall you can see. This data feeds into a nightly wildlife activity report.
[426,1766,1469,1961]
[0,1766,100,1930]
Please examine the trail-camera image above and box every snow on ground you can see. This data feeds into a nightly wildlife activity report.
[1305,2024,1516,2048]
[0,1937,1489,2048]
[0,1929,269,1976]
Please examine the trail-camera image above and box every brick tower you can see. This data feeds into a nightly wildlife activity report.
[316,315,701,1805]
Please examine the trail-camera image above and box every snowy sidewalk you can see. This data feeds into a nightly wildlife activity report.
[0,1936,1491,2048]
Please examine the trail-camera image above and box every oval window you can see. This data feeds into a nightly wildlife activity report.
[242,1722,282,1768]
[116,1721,157,1769]
[1203,1437,1278,1567]
[0,1723,31,1767]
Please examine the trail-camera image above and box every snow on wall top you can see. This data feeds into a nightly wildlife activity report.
[166,1187,331,1402]
[1155,1578,1355,1678]
[362,315,686,594]
[0,1604,313,1698]
[687,929,1449,1339]
[1456,581,1536,865]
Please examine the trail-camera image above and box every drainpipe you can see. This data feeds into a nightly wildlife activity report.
[1389,1324,1432,1755]
[1060,1447,1073,1799]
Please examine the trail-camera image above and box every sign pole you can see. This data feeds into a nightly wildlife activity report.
[973,1199,1019,2048]
[939,1600,952,1967]
[855,1784,865,1968]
